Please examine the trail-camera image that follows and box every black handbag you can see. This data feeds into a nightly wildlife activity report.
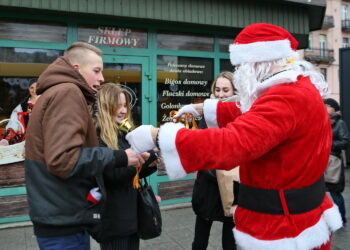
[137,177,162,240]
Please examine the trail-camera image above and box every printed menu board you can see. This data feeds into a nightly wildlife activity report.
[157,55,213,125]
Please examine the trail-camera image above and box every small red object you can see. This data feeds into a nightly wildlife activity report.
[87,187,101,203]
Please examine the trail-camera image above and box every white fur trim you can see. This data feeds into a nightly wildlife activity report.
[158,122,187,180]
[322,203,343,231]
[233,205,342,250]
[220,94,240,103]
[203,99,219,128]
[255,69,300,96]
[230,40,295,65]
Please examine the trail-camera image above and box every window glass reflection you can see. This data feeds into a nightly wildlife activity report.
[103,63,142,126]
[0,48,63,120]
[157,32,214,51]
[219,37,232,53]
[220,59,235,73]
[0,48,62,63]
[0,19,67,42]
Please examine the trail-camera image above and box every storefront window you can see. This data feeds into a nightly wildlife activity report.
[220,59,235,72]
[78,25,147,48]
[0,48,63,120]
[157,55,213,125]
[219,37,232,53]
[157,32,214,51]
[103,63,142,126]
[0,19,67,42]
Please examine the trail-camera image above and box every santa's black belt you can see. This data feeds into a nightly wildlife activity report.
[237,177,325,215]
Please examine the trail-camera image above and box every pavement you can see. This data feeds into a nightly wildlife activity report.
[1,169,350,250]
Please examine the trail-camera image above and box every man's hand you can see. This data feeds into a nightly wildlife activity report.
[148,158,161,167]
[173,103,203,122]
[140,151,161,167]
[126,125,156,154]
[140,152,150,161]
[125,148,145,168]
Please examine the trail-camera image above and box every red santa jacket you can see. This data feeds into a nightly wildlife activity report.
[158,71,342,250]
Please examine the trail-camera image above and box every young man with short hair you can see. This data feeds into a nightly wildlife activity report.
[25,42,144,250]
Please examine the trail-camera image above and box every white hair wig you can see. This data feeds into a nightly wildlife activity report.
[233,57,329,113]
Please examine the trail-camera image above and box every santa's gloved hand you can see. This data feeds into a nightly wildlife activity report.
[126,125,155,154]
[173,104,200,122]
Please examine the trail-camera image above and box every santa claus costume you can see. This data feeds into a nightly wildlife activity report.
[127,23,343,250]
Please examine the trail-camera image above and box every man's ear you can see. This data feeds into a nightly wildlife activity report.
[72,64,79,70]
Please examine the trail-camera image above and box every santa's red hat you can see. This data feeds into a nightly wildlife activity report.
[229,23,299,65]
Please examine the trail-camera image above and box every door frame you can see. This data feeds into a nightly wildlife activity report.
[102,55,164,198]
[103,55,153,125]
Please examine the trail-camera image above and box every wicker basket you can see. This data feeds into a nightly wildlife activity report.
[0,119,25,165]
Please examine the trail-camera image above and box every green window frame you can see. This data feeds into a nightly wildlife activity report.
[0,11,234,213]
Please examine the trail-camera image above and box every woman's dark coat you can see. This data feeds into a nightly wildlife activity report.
[326,115,349,193]
[191,119,238,222]
[95,130,157,242]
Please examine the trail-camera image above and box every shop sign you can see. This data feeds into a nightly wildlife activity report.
[78,25,147,48]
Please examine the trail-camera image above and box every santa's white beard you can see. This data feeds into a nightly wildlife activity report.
[232,58,329,113]
[233,63,262,113]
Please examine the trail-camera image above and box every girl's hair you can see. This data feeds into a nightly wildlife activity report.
[28,78,37,87]
[210,71,235,94]
[96,82,133,149]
